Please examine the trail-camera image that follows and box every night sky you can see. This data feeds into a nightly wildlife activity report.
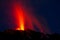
[0,0,60,34]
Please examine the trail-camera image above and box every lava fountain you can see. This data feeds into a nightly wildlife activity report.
[12,1,51,34]
[13,3,25,31]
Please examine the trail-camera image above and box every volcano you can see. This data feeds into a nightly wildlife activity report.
[11,1,51,34]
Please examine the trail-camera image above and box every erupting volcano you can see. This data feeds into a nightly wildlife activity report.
[11,1,51,34]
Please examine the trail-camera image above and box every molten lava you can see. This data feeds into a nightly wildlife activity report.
[14,4,24,31]
[12,1,51,34]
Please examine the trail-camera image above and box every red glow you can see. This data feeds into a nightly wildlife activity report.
[12,2,51,34]
[14,4,24,31]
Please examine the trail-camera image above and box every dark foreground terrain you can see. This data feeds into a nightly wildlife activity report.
[0,29,60,40]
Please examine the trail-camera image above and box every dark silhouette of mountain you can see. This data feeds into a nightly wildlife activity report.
[0,29,60,40]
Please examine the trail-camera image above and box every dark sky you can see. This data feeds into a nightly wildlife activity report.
[34,0,60,33]
[0,0,60,33]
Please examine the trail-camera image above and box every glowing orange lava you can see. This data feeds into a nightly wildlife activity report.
[12,2,51,34]
[14,4,24,31]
